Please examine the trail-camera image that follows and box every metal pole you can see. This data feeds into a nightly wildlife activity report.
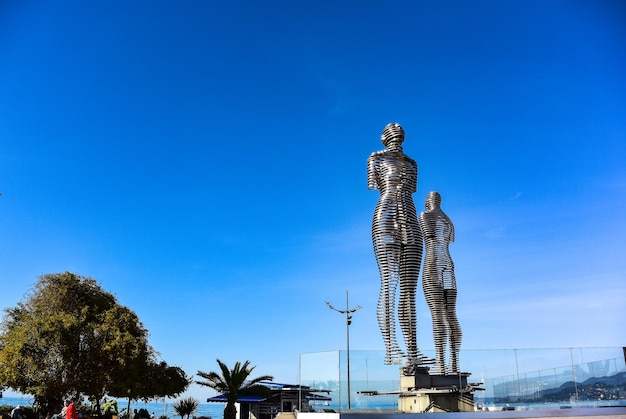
[346,291,351,410]
[326,291,362,410]
[569,347,579,403]
[298,353,302,412]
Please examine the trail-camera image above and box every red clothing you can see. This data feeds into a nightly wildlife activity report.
[66,403,78,419]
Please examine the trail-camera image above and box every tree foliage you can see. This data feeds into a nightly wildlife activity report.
[196,359,273,419]
[172,397,199,419]
[0,272,190,415]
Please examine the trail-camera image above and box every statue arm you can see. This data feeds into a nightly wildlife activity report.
[451,222,455,242]
[408,157,418,193]
[447,214,455,242]
[367,154,378,190]
[419,213,433,238]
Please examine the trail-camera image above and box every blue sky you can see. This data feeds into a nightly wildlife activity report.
[1,0,625,399]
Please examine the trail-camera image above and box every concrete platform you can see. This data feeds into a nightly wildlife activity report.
[338,407,626,419]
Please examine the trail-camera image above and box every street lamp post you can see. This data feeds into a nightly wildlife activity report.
[326,290,362,410]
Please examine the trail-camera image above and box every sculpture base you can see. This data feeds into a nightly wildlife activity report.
[398,368,476,413]
[398,390,475,413]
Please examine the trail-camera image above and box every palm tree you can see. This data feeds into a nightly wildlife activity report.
[173,397,199,419]
[196,359,274,419]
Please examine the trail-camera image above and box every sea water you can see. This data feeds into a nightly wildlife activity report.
[0,396,224,419]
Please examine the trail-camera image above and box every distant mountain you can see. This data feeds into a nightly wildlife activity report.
[493,371,626,403]
[532,372,625,403]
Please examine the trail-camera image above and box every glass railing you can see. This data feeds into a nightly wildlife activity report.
[299,347,626,411]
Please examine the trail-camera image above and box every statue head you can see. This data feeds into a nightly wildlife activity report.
[381,123,405,147]
[425,191,442,212]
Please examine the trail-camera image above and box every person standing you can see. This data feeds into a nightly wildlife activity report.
[55,400,69,419]
[65,400,78,419]
[11,405,22,419]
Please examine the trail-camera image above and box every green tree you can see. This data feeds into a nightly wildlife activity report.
[172,397,199,419]
[102,399,118,419]
[196,360,273,419]
[0,272,189,416]
[110,360,191,416]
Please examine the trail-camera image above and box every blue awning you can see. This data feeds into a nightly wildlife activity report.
[205,381,332,404]
[206,394,267,403]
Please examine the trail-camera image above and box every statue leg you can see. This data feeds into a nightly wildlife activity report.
[444,288,462,373]
[374,241,402,364]
[399,243,422,365]
[423,268,446,374]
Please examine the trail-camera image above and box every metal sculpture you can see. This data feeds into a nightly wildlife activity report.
[419,191,462,374]
[368,123,424,365]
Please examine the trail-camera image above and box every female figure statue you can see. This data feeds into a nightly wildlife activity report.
[368,123,424,365]
[419,191,462,374]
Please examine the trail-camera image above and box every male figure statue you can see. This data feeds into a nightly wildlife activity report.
[420,191,462,374]
[368,123,424,365]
